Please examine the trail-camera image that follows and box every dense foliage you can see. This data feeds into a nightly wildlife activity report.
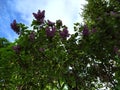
[0,0,120,89]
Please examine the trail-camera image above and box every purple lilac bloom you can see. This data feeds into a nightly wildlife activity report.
[47,20,55,26]
[13,45,21,53]
[33,10,45,24]
[29,31,35,41]
[82,25,89,36]
[46,27,56,38]
[60,27,69,39]
[10,20,20,34]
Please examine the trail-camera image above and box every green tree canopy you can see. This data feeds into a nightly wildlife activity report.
[0,0,120,89]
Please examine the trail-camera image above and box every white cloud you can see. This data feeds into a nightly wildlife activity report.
[10,0,86,33]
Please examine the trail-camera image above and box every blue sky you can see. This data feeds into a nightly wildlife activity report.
[0,0,86,42]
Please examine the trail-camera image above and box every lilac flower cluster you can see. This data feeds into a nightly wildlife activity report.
[13,45,21,53]
[10,20,20,34]
[47,20,55,26]
[33,10,45,24]
[46,27,56,38]
[60,27,69,39]
[29,31,35,41]
[11,10,70,41]
[82,25,89,36]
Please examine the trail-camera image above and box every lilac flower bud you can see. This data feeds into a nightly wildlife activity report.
[13,45,21,53]
[60,27,69,39]
[82,25,89,36]
[10,20,20,34]
[46,27,56,38]
[56,20,62,26]
[33,10,45,24]
[47,20,55,26]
